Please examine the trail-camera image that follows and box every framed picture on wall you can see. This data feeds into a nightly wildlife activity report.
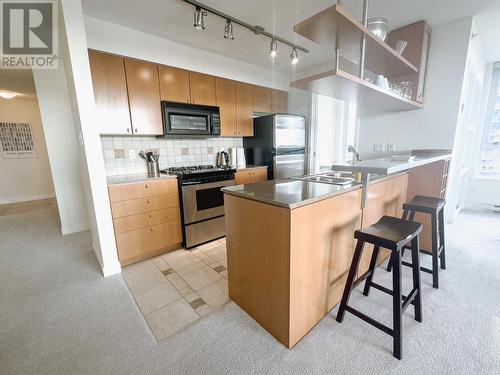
[0,122,37,159]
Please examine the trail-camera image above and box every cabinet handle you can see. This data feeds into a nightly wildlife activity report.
[147,199,150,204]
[135,128,138,133]
[127,128,130,133]
[238,131,240,135]
[148,213,152,218]
[145,183,149,189]
[150,228,154,232]
[234,131,237,135]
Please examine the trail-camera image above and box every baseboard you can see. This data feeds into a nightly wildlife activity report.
[91,241,122,277]
[0,193,56,205]
[463,203,500,213]
[60,221,90,235]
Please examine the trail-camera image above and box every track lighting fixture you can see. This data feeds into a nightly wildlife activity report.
[224,19,234,40]
[290,48,298,64]
[193,6,207,30]
[184,1,308,63]
[269,39,277,57]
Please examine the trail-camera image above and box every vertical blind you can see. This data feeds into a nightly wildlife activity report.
[480,64,500,177]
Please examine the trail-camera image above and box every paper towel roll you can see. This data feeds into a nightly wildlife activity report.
[229,148,237,166]
[236,148,246,168]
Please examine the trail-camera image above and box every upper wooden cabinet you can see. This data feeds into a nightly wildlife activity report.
[124,59,163,135]
[216,77,237,137]
[235,82,254,137]
[271,89,288,113]
[88,51,132,135]
[253,86,272,113]
[158,65,191,103]
[189,72,217,106]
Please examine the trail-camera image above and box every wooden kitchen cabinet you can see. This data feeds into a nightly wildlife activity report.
[189,71,217,106]
[108,178,182,265]
[235,167,268,185]
[271,89,288,113]
[216,77,237,136]
[124,58,163,135]
[88,51,132,135]
[358,174,409,278]
[235,82,254,137]
[158,65,191,103]
[253,85,272,113]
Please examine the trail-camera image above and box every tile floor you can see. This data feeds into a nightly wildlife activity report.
[123,238,230,341]
[0,198,55,216]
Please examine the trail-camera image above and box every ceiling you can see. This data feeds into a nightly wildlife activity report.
[80,0,500,74]
[0,70,37,98]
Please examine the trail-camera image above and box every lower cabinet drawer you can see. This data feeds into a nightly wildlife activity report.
[111,193,179,218]
[147,221,182,252]
[115,220,182,264]
[113,207,180,234]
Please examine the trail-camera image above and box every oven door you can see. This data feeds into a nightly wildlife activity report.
[182,179,235,224]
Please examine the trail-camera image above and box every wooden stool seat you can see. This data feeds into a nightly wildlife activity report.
[355,216,423,251]
[336,215,423,360]
[403,195,445,214]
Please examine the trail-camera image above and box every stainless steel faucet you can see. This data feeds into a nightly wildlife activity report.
[348,145,361,164]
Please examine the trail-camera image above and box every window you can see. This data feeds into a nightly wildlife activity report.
[479,65,500,177]
[310,94,357,173]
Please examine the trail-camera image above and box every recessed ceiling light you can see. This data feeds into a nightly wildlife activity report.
[269,39,277,57]
[290,48,298,65]
[193,6,207,30]
[0,91,17,99]
[224,19,234,40]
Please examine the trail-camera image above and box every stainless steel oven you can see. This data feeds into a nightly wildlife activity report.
[182,179,234,225]
[182,179,235,248]
[161,165,236,249]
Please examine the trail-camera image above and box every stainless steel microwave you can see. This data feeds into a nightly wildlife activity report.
[161,101,221,136]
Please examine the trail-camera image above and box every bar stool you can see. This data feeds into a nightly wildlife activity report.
[387,195,446,289]
[336,216,423,360]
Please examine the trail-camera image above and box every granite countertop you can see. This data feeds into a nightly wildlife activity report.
[223,179,361,209]
[106,173,177,185]
[331,149,452,175]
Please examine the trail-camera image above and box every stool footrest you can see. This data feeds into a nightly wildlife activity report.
[345,305,393,336]
[401,260,433,274]
[367,282,416,307]
[402,288,418,312]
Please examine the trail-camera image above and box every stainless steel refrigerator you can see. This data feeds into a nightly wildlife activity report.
[243,114,306,179]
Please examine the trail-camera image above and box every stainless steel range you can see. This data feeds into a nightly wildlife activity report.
[161,165,236,249]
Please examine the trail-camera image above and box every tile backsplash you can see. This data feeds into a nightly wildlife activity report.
[101,135,243,176]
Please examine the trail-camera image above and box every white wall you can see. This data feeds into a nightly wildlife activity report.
[84,16,290,91]
[357,17,473,155]
[0,97,55,203]
[33,64,90,235]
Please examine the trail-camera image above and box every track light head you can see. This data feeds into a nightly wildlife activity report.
[194,6,207,30]
[290,48,298,65]
[269,38,277,57]
[224,19,234,40]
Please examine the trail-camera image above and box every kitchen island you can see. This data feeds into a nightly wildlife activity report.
[222,151,451,348]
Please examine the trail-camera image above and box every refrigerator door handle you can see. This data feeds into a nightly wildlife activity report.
[274,147,306,156]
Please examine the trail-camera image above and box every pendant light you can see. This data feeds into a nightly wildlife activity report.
[290,48,298,65]
[193,6,207,30]
[224,19,234,40]
[269,38,277,57]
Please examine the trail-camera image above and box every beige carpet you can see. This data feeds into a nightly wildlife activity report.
[1,207,499,374]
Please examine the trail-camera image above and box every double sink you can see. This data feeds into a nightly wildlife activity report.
[294,171,384,186]
[293,172,357,186]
